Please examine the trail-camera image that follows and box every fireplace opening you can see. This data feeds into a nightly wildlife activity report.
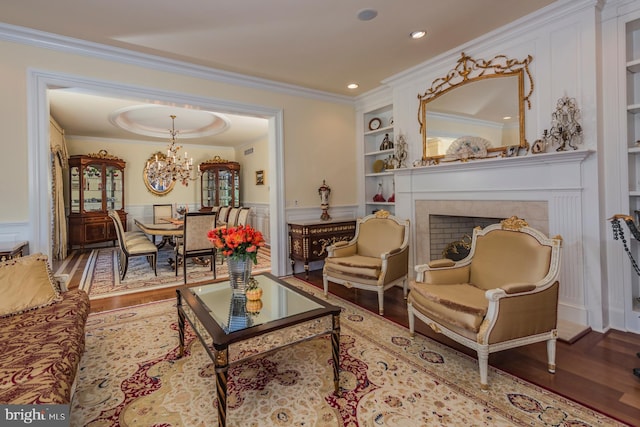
[429,215,503,261]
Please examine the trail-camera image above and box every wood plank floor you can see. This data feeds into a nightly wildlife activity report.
[61,252,640,426]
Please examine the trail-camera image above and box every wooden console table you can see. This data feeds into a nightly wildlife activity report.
[0,241,28,262]
[288,218,356,276]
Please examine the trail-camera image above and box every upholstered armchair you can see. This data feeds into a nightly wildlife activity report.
[407,216,562,390]
[323,210,410,315]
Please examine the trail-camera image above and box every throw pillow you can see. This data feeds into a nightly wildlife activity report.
[0,253,63,318]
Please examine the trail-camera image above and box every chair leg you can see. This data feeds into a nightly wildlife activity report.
[478,346,489,391]
[152,253,157,276]
[183,256,188,284]
[121,256,129,281]
[407,302,415,338]
[377,289,384,315]
[547,337,557,373]
[323,275,329,298]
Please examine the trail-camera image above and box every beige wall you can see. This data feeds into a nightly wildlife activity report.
[236,136,270,204]
[0,38,356,223]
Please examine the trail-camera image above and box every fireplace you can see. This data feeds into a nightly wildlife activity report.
[430,214,503,260]
[415,200,549,263]
[392,150,592,326]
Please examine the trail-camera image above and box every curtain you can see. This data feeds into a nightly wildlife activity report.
[50,118,69,260]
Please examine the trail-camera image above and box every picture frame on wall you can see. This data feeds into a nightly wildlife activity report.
[256,170,265,185]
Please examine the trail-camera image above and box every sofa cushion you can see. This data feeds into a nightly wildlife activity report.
[0,253,62,318]
[0,288,90,404]
[409,281,488,332]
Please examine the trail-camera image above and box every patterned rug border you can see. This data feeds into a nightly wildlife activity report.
[78,275,628,426]
[285,277,627,426]
[79,247,271,300]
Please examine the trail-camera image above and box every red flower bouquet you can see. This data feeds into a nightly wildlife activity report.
[207,224,265,264]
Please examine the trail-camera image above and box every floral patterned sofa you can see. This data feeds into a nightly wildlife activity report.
[0,253,90,404]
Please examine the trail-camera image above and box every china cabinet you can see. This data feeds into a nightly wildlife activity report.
[199,156,241,210]
[68,151,126,249]
[363,104,395,215]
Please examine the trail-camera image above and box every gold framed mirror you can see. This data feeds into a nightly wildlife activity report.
[143,151,176,196]
[418,52,533,164]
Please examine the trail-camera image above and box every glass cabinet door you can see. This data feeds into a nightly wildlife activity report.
[218,169,232,206]
[83,165,103,212]
[70,166,81,213]
[106,165,123,211]
[232,172,240,207]
[201,170,216,208]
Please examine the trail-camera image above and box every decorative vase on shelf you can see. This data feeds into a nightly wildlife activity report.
[227,256,253,295]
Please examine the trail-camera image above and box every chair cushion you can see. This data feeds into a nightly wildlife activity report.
[356,218,405,258]
[470,229,552,290]
[324,254,381,279]
[126,239,158,255]
[409,281,488,333]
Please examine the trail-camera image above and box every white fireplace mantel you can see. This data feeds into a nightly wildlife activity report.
[393,149,594,326]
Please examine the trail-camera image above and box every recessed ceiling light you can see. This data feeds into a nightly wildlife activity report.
[357,9,378,21]
[347,83,359,90]
[503,116,512,120]
[410,30,426,39]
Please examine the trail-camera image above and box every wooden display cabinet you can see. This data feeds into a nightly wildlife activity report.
[199,156,241,210]
[68,150,127,249]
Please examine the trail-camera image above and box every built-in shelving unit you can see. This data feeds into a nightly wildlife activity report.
[363,104,395,215]
[624,17,640,318]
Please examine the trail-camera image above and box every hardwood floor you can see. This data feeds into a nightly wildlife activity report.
[61,252,640,426]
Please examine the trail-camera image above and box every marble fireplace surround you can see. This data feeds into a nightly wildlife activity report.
[393,150,592,325]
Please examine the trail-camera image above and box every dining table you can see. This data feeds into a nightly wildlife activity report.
[134,217,212,269]
[134,218,183,249]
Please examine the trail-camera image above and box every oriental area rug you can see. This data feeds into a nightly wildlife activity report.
[78,246,271,299]
[70,277,624,427]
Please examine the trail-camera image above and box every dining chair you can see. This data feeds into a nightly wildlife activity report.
[152,204,173,245]
[108,210,157,280]
[236,207,251,226]
[216,206,231,227]
[226,207,241,227]
[175,212,217,283]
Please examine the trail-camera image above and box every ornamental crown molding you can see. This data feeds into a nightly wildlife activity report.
[0,22,353,105]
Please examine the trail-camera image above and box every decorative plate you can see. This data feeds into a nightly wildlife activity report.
[445,136,492,161]
[372,159,385,173]
[368,117,382,131]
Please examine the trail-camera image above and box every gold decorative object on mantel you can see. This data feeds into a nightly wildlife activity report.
[417,52,534,165]
[87,149,123,161]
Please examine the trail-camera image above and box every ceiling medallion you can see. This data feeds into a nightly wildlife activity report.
[109,105,230,139]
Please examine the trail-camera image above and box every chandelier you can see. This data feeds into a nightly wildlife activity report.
[146,115,199,187]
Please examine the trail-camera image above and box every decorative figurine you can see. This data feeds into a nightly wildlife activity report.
[318,180,331,220]
[395,134,408,168]
[373,182,386,202]
[545,96,583,151]
[379,133,393,150]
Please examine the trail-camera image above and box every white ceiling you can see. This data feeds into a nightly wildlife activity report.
[3,0,556,146]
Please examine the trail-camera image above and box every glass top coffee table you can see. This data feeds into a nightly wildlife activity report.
[176,273,341,427]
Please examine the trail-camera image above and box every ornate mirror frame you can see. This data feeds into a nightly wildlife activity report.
[143,151,176,196]
[418,52,533,164]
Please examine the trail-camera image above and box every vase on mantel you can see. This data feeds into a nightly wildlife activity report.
[227,256,253,295]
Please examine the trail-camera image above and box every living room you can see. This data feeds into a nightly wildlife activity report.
[1,0,640,425]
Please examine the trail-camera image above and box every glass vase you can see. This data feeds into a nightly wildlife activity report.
[227,256,253,295]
